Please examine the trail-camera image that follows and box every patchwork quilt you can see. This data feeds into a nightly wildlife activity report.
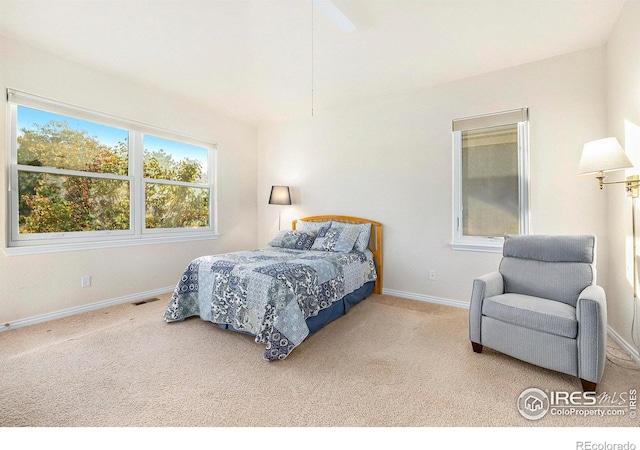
[163,247,377,360]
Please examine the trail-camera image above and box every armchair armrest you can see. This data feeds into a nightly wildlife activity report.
[576,284,607,384]
[469,271,504,344]
[475,271,504,298]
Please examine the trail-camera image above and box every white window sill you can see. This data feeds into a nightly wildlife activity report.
[4,233,219,256]
[449,239,504,253]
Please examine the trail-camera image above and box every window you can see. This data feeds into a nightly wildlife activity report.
[7,89,217,253]
[451,108,529,252]
[143,135,211,230]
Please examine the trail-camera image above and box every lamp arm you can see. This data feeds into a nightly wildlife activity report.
[599,179,637,186]
[595,174,640,197]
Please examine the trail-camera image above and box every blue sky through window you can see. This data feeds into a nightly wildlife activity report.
[144,135,208,176]
[17,106,128,148]
[17,106,209,174]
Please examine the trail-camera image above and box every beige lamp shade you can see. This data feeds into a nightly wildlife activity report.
[578,137,632,175]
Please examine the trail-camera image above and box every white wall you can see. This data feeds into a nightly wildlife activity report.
[0,36,258,326]
[258,47,608,304]
[605,0,640,356]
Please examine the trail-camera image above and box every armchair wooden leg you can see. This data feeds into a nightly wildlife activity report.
[580,379,596,392]
[471,342,483,353]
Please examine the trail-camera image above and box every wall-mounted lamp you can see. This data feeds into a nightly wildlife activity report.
[578,137,640,197]
[268,185,292,230]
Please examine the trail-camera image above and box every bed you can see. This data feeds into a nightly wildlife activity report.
[163,215,382,360]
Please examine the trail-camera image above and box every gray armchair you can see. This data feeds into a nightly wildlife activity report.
[469,234,607,391]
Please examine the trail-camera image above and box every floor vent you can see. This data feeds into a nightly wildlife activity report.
[132,297,161,306]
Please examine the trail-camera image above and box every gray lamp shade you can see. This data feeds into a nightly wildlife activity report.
[578,137,632,175]
[268,186,291,205]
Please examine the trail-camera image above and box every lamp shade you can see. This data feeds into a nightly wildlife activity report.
[268,186,291,205]
[578,137,632,175]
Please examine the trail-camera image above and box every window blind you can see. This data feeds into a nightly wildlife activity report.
[452,108,528,132]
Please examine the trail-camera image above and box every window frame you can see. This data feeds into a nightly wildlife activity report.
[6,89,218,255]
[450,108,530,253]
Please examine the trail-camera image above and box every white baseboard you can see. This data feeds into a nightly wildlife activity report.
[382,288,469,309]
[1,286,175,332]
[607,326,640,366]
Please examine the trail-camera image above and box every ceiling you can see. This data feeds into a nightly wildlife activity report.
[0,0,626,126]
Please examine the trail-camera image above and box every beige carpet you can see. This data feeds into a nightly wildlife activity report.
[1,293,639,428]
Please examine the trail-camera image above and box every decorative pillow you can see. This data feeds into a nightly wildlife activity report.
[296,219,332,234]
[268,230,316,250]
[311,224,360,253]
[329,222,372,252]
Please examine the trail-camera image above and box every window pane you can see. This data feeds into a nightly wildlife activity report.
[17,106,128,175]
[143,135,208,183]
[18,171,130,234]
[461,124,519,237]
[145,183,209,229]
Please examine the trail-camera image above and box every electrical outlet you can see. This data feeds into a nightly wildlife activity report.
[429,269,436,281]
[81,276,91,288]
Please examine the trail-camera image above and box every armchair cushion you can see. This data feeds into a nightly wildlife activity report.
[483,293,578,339]
[500,234,596,307]
[502,234,595,263]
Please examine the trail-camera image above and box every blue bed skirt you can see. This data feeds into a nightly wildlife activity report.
[218,280,375,336]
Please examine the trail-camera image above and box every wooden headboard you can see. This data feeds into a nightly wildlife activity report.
[292,215,383,295]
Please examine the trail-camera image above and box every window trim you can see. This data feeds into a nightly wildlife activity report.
[450,108,530,253]
[6,89,219,254]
